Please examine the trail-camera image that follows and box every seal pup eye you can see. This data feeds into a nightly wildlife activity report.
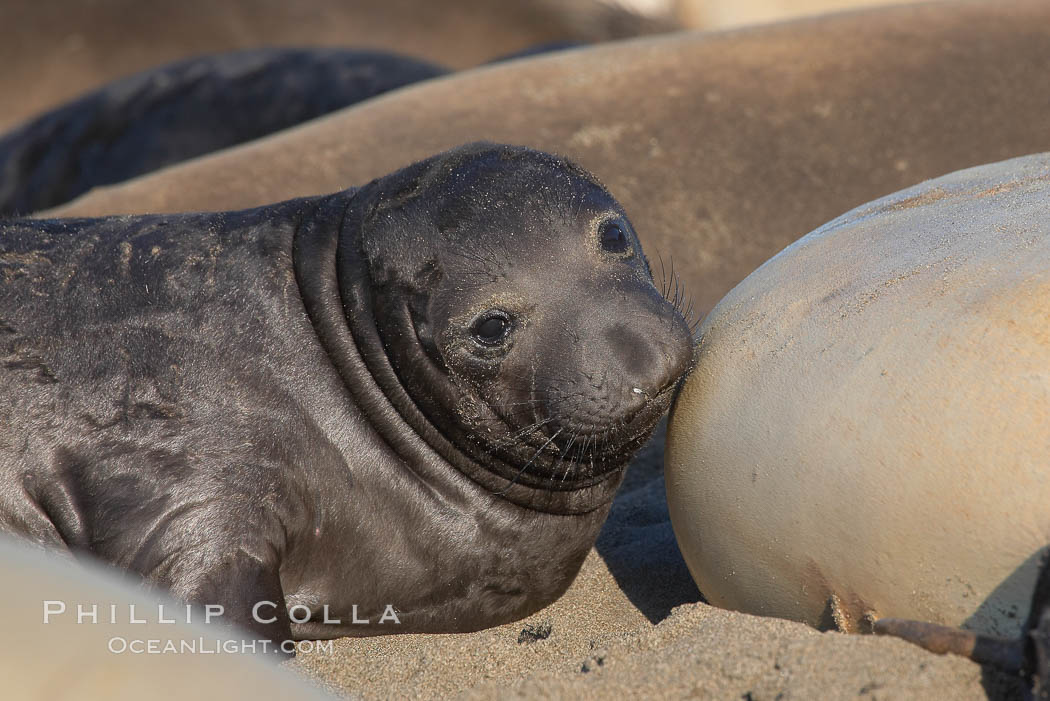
[599,219,631,254]
[471,310,513,346]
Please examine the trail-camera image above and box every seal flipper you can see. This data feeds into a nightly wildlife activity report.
[129,500,296,657]
[169,546,294,658]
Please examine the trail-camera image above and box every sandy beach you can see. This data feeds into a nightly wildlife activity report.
[287,423,1021,699]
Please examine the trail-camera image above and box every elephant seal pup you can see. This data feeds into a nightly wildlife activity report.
[0,47,447,215]
[0,142,695,648]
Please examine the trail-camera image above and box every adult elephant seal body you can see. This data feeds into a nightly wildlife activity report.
[48,0,1050,321]
[665,152,1050,638]
[0,0,673,133]
[0,143,695,647]
[0,48,448,215]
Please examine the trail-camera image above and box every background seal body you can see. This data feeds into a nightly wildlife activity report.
[0,143,694,646]
[46,0,1050,323]
[0,536,334,699]
[0,47,448,215]
[0,0,675,133]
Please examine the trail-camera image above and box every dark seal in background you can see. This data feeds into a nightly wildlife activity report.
[0,48,448,215]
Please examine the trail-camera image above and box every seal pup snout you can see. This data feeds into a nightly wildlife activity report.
[539,281,694,450]
[598,289,696,405]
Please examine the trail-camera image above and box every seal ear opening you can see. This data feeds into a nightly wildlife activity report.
[348,143,508,291]
[347,171,440,290]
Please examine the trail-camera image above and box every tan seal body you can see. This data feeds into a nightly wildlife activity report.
[666,152,1050,638]
[0,0,673,132]
[0,537,332,700]
[49,0,1050,318]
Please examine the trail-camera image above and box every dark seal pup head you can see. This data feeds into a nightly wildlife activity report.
[331,143,695,513]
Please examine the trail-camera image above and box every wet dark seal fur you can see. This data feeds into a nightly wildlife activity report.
[0,47,447,215]
[0,143,695,649]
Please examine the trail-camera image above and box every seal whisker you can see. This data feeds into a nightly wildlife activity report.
[496,392,552,404]
[589,436,596,477]
[679,289,696,334]
[656,251,669,300]
[672,259,683,312]
[486,416,549,440]
[476,414,556,454]
[502,417,553,441]
[655,250,701,336]
[485,403,542,415]
[567,434,591,481]
[558,431,580,483]
[494,427,564,496]
[667,254,677,308]
[559,431,578,462]
[488,408,546,422]
[491,399,548,408]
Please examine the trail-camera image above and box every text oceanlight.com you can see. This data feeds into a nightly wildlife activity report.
[107,637,333,655]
